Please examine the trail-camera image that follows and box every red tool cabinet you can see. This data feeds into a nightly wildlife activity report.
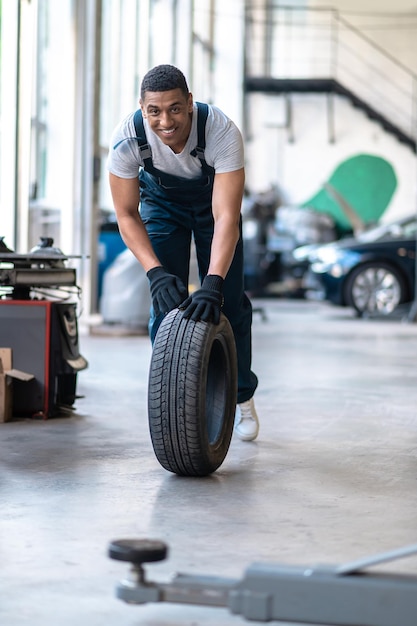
[0,299,87,418]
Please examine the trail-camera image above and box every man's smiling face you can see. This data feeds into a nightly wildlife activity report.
[140,88,194,154]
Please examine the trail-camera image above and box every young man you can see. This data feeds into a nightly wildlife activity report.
[107,64,259,441]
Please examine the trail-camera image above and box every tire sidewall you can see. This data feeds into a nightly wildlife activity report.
[195,315,237,459]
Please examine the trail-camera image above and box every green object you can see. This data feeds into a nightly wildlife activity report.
[302,154,397,233]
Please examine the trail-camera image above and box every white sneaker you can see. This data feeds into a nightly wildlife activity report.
[234,397,259,441]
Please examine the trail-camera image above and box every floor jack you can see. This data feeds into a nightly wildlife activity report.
[109,539,417,625]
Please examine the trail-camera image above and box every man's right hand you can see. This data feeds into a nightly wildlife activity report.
[147,266,188,316]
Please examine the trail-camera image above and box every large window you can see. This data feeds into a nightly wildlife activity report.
[0,0,19,249]
[29,0,61,248]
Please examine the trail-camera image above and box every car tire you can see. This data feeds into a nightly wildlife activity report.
[344,261,407,317]
[148,309,238,477]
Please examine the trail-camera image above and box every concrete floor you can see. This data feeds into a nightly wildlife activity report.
[1,298,417,626]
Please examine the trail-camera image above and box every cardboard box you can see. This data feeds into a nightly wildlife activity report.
[0,348,34,422]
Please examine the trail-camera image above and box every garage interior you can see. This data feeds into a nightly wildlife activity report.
[1,1,417,624]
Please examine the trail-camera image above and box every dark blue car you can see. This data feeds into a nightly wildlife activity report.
[303,215,417,316]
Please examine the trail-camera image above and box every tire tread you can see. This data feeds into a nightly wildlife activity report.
[148,310,237,476]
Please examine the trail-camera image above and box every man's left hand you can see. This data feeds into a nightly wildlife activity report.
[180,275,224,324]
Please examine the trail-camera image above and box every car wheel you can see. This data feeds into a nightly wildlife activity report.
[148,309,238,477]
[344,262,407,317]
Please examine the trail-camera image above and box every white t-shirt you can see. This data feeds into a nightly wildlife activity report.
[107,102,244,180]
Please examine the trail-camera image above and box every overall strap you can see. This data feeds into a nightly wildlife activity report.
[191,102,214,175]
[133,109,155,173]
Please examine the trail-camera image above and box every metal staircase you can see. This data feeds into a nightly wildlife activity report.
[244,5,417,152]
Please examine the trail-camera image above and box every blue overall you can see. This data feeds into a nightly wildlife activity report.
[135,104,258,404]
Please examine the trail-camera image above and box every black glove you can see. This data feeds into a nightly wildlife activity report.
[147,266,188,316]
[180,275,224,324]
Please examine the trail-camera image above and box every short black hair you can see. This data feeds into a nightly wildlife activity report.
[140,65,189,100]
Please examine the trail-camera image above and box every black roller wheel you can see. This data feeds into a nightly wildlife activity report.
[108,539,168,565]
[344,262,407,317]
[148,309,238,477]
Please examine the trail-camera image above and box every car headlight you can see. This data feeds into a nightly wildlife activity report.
[310,246,347,277]
[314,246,343,265]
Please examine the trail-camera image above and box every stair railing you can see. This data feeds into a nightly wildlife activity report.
[245,5,417,145]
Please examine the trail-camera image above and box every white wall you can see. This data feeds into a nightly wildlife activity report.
[245,93,417,223]
[211,0,245,130]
